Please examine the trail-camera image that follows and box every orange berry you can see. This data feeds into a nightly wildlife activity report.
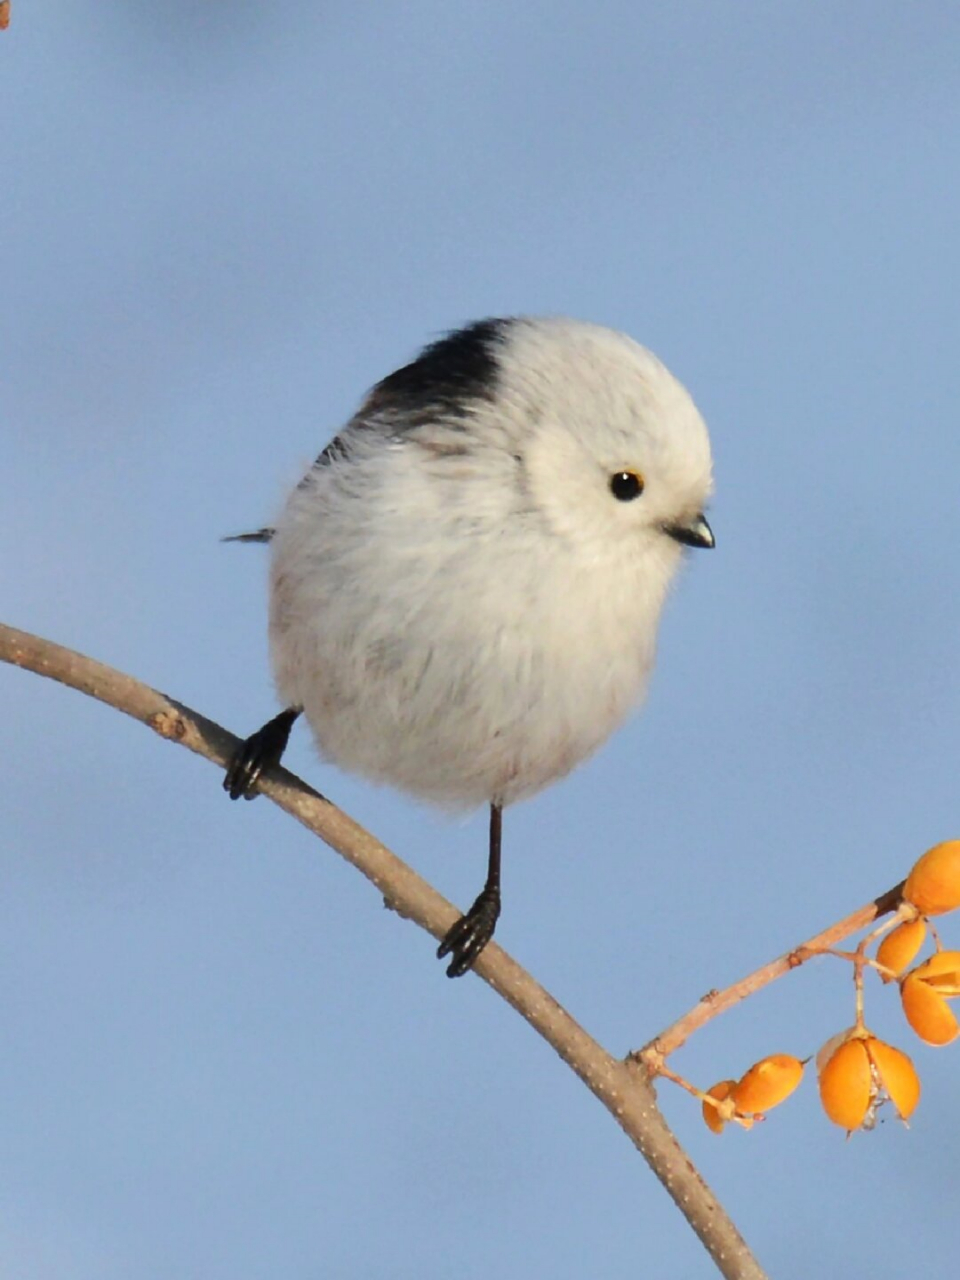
[818,1031,920,1131]
[867,1039,921,1121]
[901,975,960,1046]
[818,1037,872,1131]
[899,953,960,1047]
[731,1054,804,1114]
[904,841,960,916]
[909,950,960,995]
[875,918,927,980]
[702,1080,737,1134]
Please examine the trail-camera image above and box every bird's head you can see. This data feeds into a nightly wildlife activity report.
[496,318,714,562]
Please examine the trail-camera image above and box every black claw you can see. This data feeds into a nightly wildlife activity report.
[437,886,501,978]
[223,738,266,800]
[223,708,301,800]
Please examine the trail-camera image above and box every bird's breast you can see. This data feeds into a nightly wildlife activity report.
[268,493,671,808]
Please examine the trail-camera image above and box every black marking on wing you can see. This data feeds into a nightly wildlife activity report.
[367,317,510,417]
[312,318,514,469]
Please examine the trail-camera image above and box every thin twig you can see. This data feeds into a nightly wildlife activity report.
[640,883,905,1066]
[1,621,767,1280]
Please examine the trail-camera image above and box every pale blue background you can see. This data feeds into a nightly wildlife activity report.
[4,3,960,1277]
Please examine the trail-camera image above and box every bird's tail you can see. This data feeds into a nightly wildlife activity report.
[221,527,275,544]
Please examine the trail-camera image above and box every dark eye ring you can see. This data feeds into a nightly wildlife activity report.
[609,470,645,501]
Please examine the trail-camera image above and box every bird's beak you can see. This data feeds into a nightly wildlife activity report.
[664,513,714,549]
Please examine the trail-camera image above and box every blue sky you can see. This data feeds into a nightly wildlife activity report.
[4,3,960,1276]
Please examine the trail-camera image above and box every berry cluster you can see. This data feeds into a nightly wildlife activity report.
[695,840,960,1136]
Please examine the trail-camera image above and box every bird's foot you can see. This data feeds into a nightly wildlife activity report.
[223,708,299,800]
[437,885,501,978]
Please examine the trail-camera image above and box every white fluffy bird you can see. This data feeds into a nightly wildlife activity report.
[225,316,714,976]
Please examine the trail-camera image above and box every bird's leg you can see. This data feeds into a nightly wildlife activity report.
[437,803,502,978]
[223,707,302,800]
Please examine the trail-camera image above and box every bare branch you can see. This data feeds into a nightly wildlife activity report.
[641,883,905,1065]
[1,621,766,1280]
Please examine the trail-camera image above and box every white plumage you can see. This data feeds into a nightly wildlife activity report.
[227,315,714,974]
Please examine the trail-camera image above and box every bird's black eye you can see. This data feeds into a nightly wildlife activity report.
[609,470,645,501]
